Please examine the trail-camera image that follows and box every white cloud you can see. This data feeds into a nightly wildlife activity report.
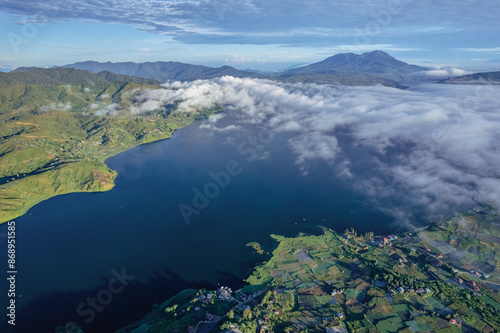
[39,102,72,112]
[199,114,242,131]
[207,113,225,123]
[95,103,119,115]
[199,123,242,131]
[455,47,500,53]
[410,66,471,79]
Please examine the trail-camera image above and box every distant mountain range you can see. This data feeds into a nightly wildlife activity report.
[9,51,430,89]
[4,67,159,86]
[56,61,262,82]
[439,71,500,84]
[49,51,427,88]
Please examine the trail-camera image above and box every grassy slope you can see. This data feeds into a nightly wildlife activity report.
[0,70,219,223]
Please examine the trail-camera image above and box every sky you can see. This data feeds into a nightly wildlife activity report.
[0,0,499,71]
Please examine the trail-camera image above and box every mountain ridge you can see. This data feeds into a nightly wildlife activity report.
[2,67,160,86]
[439,71,500,84]
[8,51,430,89]
[57,61,262,82]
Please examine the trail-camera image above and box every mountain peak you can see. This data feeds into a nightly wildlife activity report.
[284,50,427,76]
[362,50,391,58]
[366,50,389,55]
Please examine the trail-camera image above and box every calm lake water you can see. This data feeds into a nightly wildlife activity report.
[0,112,402,332]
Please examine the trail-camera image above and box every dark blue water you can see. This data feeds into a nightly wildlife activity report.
[0,114,399,332]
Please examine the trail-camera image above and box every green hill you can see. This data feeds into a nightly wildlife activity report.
[0,68,219,223]
[2,67,159,86]
[58,61,262,82]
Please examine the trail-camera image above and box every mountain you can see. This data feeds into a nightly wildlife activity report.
[57,51,429,88]
[5,67,159,86]
[439,71,500,84]
[283,50,427,76]
[8,66,40,73]
[59,61,261,82]
[0,67,161,116]
[279,63,310,71]
[274,50,428,87]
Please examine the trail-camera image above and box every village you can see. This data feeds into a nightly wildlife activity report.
[116,206,500,333]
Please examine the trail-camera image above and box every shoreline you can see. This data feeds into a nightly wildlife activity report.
[0,108,222,224]
[0,135,172,224]
[113,206,500,333]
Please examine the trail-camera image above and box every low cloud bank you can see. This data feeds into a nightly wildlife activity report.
[410,66,472,80]
[135,77,500,227]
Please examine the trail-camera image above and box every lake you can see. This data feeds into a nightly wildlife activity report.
[0,112,401,332]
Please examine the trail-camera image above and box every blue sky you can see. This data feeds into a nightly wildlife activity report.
[0,0,499,71]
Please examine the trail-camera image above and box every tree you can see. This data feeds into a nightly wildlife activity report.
[228,310,235,319]
[220,322,234,330]
[164,304,178,314]
[243,308,253,320]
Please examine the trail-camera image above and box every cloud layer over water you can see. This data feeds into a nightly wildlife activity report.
[135,77,500,226]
